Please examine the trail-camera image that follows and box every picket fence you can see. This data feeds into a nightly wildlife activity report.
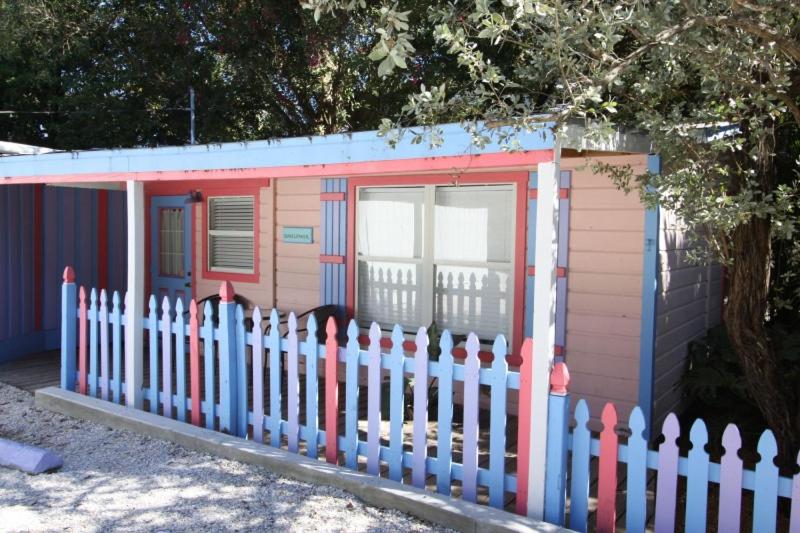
[59,270,800,532]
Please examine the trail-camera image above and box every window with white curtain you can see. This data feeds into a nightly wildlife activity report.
[207,196,255,273]
[356,184,515,341]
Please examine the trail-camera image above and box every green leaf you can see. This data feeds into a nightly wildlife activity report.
[389,50,407,69]
[378,55,394,77]
[368,44,388,61]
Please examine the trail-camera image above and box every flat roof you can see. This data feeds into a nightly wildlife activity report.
[0,122,557,184]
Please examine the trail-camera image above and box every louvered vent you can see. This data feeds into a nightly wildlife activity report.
[208,196,255,272]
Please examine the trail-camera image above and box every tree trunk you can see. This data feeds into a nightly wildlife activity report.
[724,216,799,464]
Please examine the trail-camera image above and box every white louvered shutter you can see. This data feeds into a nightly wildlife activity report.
[208,196,255,273]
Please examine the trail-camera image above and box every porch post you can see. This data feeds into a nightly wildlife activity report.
[125,180,145,408]
[527,158,560,519]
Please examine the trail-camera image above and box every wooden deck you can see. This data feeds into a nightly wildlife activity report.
[0,350,60,391]
[0,351,655,530]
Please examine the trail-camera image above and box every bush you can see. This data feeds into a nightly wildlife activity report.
[683,322,800,460]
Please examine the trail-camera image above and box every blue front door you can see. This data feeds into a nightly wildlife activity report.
[150,196,192,307]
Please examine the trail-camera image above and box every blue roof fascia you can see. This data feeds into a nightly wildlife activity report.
[1,122,555,179]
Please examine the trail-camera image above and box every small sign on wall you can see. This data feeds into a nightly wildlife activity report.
[282,226,313,244]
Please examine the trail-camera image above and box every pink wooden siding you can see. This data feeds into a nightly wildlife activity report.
[275,178,321,312]
[561,154,649,424]
[193,185,274,310]
[652,209,722,427]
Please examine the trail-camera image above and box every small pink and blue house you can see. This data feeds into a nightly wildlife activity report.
[0,122,720,434]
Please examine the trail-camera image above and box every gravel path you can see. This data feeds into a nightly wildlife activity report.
[0,383,450,532]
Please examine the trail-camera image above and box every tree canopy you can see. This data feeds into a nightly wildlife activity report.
[0,0,469,149]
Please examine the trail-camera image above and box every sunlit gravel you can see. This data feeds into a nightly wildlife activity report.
[0,383,449,532]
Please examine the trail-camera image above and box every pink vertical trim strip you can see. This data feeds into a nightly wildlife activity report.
[597,403,619,533]
[515,338,533,515]
[654,414,680,532]
[189,300,201,426]
[161,297,173,419]
[78,286,88,395]
[462,334,481,503]
[367,323,382,475]
[324,318,339,464]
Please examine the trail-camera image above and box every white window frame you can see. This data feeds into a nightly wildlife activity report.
[354,183,517,345]
[207,195,256,275]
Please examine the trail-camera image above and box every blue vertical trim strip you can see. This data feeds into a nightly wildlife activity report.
[339,178,347,318]
[638,154,660,437]
[319,178,348,315]
[556,171,571,268]
[320,180,327,306]
[555,278,567,347]
[331,182,340,306]
[325,179,333,307]
[555,170,571,360]
[524,172,538,338]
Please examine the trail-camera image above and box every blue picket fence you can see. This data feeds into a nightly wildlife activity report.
[546,399,800,532]
[60,273,800,531]
[62,279,535,509]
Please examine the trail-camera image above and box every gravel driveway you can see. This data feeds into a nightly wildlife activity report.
[0,383,449,532]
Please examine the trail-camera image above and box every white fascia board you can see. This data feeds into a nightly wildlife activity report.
[560,122,652,153]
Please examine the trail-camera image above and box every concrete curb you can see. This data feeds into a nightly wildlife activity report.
[35,387,571,533]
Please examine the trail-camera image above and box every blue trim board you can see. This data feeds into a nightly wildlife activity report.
[554,170,571,357]
[638,154,661,438]
[1,122,555,180]
[523,171,538,338]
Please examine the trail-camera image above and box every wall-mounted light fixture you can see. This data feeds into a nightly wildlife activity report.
[185,190,203,204]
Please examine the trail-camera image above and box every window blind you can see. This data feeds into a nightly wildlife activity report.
[208,196,255,273]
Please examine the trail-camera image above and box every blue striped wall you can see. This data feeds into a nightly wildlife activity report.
[0,185,127,361]
[0,185,37,358]
[105,191,128,295]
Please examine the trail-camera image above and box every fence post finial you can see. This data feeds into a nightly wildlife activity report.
[219,280,235,302]
[63,266,76,283]
[60,266,78,391]
[550,362,570,396]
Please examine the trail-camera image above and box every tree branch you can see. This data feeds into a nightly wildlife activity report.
[707,15,800,63]
[601,17,699,87]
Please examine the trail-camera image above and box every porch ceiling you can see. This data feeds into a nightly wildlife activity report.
[0,121,556,185]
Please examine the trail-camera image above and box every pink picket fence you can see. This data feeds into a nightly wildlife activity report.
[59,269,800,531]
